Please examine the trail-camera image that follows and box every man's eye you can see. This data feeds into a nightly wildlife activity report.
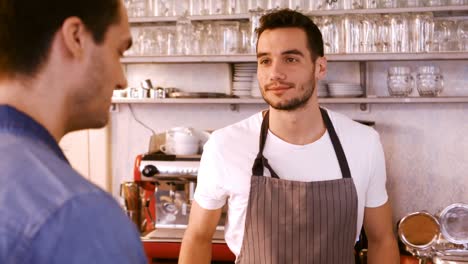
[259,59,270,65]
[286,57,298,63]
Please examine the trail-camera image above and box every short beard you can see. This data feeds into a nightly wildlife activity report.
[263,82,315,111]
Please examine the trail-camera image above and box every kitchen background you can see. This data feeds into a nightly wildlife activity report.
[61,0,468,227]
[112,62,468,224]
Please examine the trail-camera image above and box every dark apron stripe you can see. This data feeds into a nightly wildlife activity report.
[251,179,256,263]
[335,179,345,263]
[286,182,293,263]
[255,178,260,264]
[278,182,284,263]
[294,183,300,264]
[263,182,274,263]
[345,181,351,263]
[257,178,263,264]
[343,180,350,263]
[299,183,307,263]
[272,180,278,264]
[344,178,357,258]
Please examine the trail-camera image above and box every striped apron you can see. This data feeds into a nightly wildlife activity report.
[236,108,358,264]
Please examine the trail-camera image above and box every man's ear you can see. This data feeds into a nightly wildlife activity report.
[59,17,89,59]
[315,56,327,80]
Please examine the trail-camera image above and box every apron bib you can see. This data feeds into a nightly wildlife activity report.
[236,108,358,264]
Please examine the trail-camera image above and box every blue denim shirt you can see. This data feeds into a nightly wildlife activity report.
[0,105,146,264]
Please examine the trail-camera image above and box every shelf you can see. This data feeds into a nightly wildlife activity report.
[121,52,468,63]
[129,13,249,24]
[128,5,468,24]
[121,55,256,63]
[326,53,468,61]
[112,97,264,104]
[320,96,468,103]
[306,5,468,16]
[112,96,468,104]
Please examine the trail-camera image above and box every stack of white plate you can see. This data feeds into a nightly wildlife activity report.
[317,81,328,97]
[233,63,257,97]
[327,82,364,98]
[250,79,262,98]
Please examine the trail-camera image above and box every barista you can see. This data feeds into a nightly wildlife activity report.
[179,9,399,264]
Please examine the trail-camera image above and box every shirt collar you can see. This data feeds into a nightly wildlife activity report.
[0,105,68,162]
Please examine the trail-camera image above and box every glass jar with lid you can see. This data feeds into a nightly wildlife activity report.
[416,65,444,96]
[387,66,414,96]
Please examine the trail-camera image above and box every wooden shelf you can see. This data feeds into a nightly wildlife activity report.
[128,5,468,23]
[129,13,249,24]
[112,97,263,104]
[306,5,468,16]
[112,96,468,104]
[121,52,468,63]
[121,55,255,63]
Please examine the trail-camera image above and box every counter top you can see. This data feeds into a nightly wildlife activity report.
[141,228,225,244]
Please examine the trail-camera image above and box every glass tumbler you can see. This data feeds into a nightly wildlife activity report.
[319,16,341,54]
[375,15,391,52]
[248,0,268,11]
[176,17,192,55]
[343,15,360,53]
[409,13,434,53]
[268,0,289,9]
[416,66,444,96]
[209,0,228,15]
[389,14,409,53]
[378,0,397,8]
[458,19,468,51]
[433,20,458,52]
[448,0,465,5]
[190,0,210,15]
[158,0,175,16]
[239,22,252,54]
[358,15,377,53]
[132,0,149,17]
[387,66,414,96]
[424,0,447,6]
[215,21,240,54]
[289,0,307,10]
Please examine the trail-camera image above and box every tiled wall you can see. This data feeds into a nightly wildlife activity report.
[111,61,468,224]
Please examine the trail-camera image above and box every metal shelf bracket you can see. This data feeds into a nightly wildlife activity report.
[229,104,239,112]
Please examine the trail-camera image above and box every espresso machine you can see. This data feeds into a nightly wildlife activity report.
[132,150,235,262]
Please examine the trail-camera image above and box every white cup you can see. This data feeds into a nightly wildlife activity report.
[161,127,202,155]
[160,142,199,155]
[172,143,200,155]
[166,127,200,145]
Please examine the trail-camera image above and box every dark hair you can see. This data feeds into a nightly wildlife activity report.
[0,0,121,78]
[256,9,324,60]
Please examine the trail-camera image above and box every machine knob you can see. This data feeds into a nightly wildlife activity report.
[142,165,158,177]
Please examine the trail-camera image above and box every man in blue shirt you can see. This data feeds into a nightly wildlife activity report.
[0,0,146,263]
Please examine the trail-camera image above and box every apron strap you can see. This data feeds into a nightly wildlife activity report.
[252,111,280,178]
[320,108,352,179]
[252,108,352,179]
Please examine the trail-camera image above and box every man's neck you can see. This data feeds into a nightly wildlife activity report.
[268,98,326,145]
[0,79,66,142]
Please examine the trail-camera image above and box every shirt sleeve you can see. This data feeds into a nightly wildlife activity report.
[194,136,229,210]
[26,192,147,264]
[365,132,389,208]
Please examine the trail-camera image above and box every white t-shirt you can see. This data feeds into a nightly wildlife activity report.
[194,109,388,258]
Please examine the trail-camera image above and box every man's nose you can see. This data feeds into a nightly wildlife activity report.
[269,61,286,81]
[115,67,128,90]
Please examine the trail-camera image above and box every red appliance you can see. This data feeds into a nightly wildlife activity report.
[133,152,235,263]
